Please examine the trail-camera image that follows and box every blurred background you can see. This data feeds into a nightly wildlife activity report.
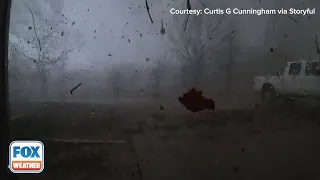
[9,0,320,108]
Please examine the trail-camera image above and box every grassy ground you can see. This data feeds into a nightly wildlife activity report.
[9,100,320,180]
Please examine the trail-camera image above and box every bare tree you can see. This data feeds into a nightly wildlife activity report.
[167,1,225,90]
[11,4,85,97]
[109,66,122,99]
[220,20,241,95]
[8,43,24,80]
[149,60,165,98]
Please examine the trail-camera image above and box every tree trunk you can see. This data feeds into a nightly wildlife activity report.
[193,59,203,89]
[37,65,48,98]
[226,40,234,96]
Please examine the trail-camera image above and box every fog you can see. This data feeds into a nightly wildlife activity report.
[8,0,320,108]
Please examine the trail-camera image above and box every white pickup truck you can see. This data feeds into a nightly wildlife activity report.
[253,60,320,103]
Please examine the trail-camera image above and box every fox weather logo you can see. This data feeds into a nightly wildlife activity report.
[9,141,44,173]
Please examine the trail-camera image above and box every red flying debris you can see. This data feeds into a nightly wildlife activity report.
[178,88,215,113]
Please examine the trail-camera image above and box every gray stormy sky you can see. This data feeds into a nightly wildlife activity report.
[10,0,320,70]
[8,0,320,107]
[65,0,320,67]
[62,0,172,71]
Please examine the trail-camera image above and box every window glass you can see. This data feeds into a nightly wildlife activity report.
[305,61,320,76]
[288,62,301,75]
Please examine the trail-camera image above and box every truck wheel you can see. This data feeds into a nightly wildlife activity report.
[261,83,276,104]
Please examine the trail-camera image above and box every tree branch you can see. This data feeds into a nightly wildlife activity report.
[29,8,42,51]
[197,0,208,8]
[183,0,191,31]
[41,30,54,46]
[168,27,192,61]
[48,48,72,65]
[172,48,190,61]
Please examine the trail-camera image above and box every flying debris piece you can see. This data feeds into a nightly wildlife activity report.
[70,83,82,94]
[178,88,215,112]
[288,15,298,23]
[145,0,154,23]
[160,104,164,111]
[160,19,166,35]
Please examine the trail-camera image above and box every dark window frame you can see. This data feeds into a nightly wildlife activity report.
[1,0,18,179]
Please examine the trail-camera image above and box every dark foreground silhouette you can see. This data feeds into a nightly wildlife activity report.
[178,88,215,112]
[10,101,320,180]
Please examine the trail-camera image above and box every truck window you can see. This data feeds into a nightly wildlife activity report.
[288,62,301,75]
[305,61,320,76]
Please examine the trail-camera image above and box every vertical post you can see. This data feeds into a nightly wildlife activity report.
[0,0,18,179]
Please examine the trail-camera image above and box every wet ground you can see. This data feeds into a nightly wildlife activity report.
[9,100,320,180]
